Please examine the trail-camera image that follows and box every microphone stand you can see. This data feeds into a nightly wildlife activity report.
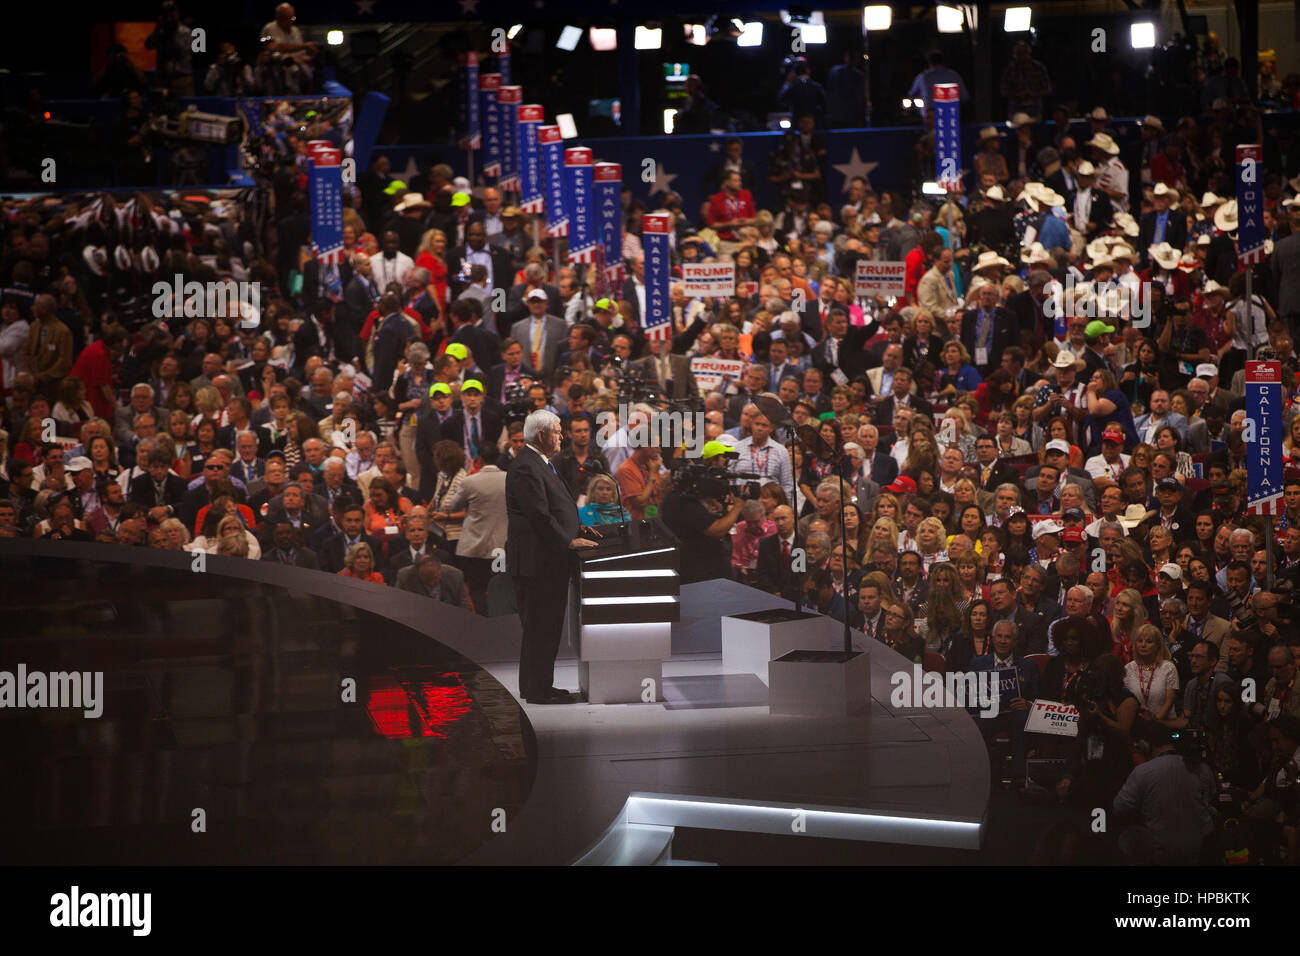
[774,420,804,614]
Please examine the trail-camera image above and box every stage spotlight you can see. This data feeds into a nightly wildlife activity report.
[556,25,582,51]
[936,5,964,33]
[736,21,763,47]
[326,30,344,46]
[663,109,677,134]
[635,25,663,50]
[556,113,579,138]
[901,98,913,108]
[590,27,617,51]
[1003,7,1031,32]
[1130,22,1156,49]
[798,23,827,44]
[507,24,524,39]
[683,23,707,45]
[862,5,892,31]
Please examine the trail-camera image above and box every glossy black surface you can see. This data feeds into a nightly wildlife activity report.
[0,553,536,865]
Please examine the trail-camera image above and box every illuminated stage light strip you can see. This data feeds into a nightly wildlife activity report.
[582,570,677,579]
[584,547,676,564]
[581,595,678,606]
[626,794,982,851]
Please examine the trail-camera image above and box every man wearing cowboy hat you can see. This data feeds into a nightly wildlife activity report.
[1086,106,1115,140]
[389,192,432,257]
[1137,114,1164,184]
[960,281,1016,376]
[1032,348,1088,427]
[1138,183,1188,267]
[1088,132,1129,213]
[968,184,1016,254]
[1204,199,1240,286]
[1070,159,1113,235]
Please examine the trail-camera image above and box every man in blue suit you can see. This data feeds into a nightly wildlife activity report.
[1132,389,1189,445]
[970,620,1041,780]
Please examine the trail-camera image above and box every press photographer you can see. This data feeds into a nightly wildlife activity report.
[659,441,760,584]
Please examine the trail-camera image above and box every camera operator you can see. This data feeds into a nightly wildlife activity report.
[660,441,746,585]
[204,42,256,97]
[1113,719,1216,864]
[1243,714,1300,865]
[146,1,195,97]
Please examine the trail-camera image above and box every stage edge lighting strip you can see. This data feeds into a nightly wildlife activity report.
[582,570,677,579]
[581,596,677,605]
[626,794,983,851]
[584,547,676,564]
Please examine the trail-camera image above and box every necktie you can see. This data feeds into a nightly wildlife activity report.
[531,320,543,371]
[470,418,480,459]
[782,539,791,561]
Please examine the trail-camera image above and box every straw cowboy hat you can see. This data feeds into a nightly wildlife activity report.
[985,184,1007,202]
[979,125,1001,142]
[1109,243,1137,263]
[1152,182,1179,201]
[1076,160,1097,177]
[1214,199,1238,233]
[1086,237,1110,260]
[1200,191,1224,208]
[1140,114,1165,132]
[1149,242,1181,271]
[1021,241,1053,265]
[1087,106,1112,121]
[1112,212,1139,237]
[1088,253,1115,272]
[1176,253,1199,273]
[1087,133,1120,155]
[1027,182,1065,208]
[1052,349,1087,371]
[973,250,1012,272]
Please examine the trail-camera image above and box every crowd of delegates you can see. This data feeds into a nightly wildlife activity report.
[5,59,1300,861]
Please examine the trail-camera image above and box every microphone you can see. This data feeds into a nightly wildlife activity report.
[612,473,630,539]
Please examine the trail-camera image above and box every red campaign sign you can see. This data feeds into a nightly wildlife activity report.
[594,162,622,182]
[498,85,522,104]
[457,52,479,67]
[311,148,341,167]
[933,83,960,102]
[1246,360,1282,384]
[480,73,501,91]
[1236,144,1262,164]
[643,212,671,234]
[518,105,544,123]
[565,148,593,166]
[537,125,561,144]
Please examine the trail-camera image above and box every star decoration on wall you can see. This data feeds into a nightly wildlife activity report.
[832,148,880,192]
[708,141,721,153]
[647,162,677,197]
[400,156,421,182]
[355,0,375,13]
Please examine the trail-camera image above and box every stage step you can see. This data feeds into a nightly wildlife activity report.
[575,823,675,866]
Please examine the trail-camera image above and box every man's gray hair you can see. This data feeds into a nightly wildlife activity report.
[1097,519,1124,537]
[1161,597,1186,618]
[992,619,1018,637]
[1230,527,1254,544]
[132,382,156,400]
[524,262,546,283]
[523,409,561,444]
[1069,584,1094,609]
[409,266,431,285]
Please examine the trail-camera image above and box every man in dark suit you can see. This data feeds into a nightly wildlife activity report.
[128,450,188,517]
[440,379,503,466]
[294,298,345,373]
[509,291,567,385]
[505,410,600,703]
[385,514,450,583]
[397,555,470,608]
[970,618,1041,778]
[317,500,386,574]
[261,480,330,547]
[855,424,899,488]
[621,255,648,328]
[371,293,416,392]
[1007,270,1054,340]
[484,339,539,407]
[260,521,320,569]
[989,578,1048,655]
[810,306,872,384]
[1067,161,1114,236]
[960,283,1018,378]
[631,338,698,402]
[755,505,802,602]
[872,368,933,426]
[446,298,501,373]
[178,455,247,530]
[702,137,758,196]
[1137,183,1189,268]
[973,435,1019,491]
[446,221,514,302]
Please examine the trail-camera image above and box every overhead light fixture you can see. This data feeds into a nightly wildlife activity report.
[797,23,827,44]
[901,97,913,108]
[936,5,964,33]
[663,109,677,134]
[326,30,344,46]
[683,23,707,45]
[862,5,892,31]
[589,27,617,51]
[1130,22,1156,49]
[507,24,524,39]
[556,113,579,138]
[556,25,582,51]
[1003,7,1032,32]
[736,21,764,47]
[635,25,663,50]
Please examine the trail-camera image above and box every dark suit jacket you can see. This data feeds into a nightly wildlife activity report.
[128,472,188,509]
[396,562,470,608]
[756,532,804,602]
[1066,187,1114,236]
[449,323,501,372]
[995,607,1048,655]
[1138,210,1189,263]
[505,446,580,580]
[260,547,320,570]
[317,531,387,575]
[447,244,515,305]
[415,411,456,500]
[977,459,1020,492]
[810,326,873,383]
[902,334,947,371]
[508,315,567,384]
[960,305,1018,375]
[484,361,541,403]
[873,393,934,427]
[970,652,1041,702]
[1008,288,1049,339]
[441,408,504,461]
[293,317,341,370]
[862,451,898,487]
[178,480,247,530]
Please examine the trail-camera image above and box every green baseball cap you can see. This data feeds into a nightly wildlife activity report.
[461,378,484,393]
[445,342,469,360]
[450,192,470,207]
[429,383,451,397]
[593,297,615,312]
[1084,319,1115,338]
[384,180,408,196]
[700,440,731,459]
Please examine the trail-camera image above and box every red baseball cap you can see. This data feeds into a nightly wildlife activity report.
[1062,527,1085,544]
[885,476,917,495]
[1102,424,1125,443]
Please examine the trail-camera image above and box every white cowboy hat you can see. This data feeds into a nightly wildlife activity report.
[1140,114,1165,131]
[1196,233,1212,246]
[1176,253,1199,272]
[1119,504,1152,529]
[1011,112,1036,127]
[1200,191,1223,208]
[1086,237,1110,260]
[985,184,1007,202]
[974,250,1012,271]
[394,193,432,212]
[1203,280,1230,297]
[1109,243,1137,262]
[1021,241,1053,264]
[1016,189,1040,212]
[1087,106,1112,121]
[1149,242,1181,270]
[1214,199,1238,233]
[1281,196,1300,210]
[1088,254,1115,272]
[1087,133,1120,155]
[1112,212,1139,237]
[1052,349,1086,371]
[1076,160,1097,177]
[979,125,1000,141]
[1153,182,1179,201]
